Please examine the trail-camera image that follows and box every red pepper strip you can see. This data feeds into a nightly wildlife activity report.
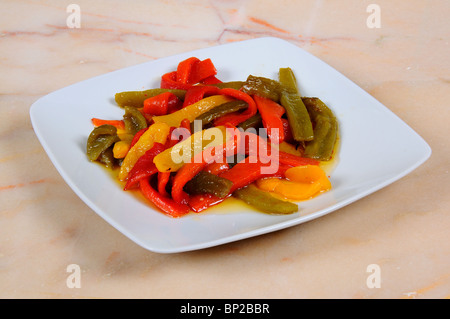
[278,150,319,166]
[253,95,285,144]
[200,75,222,85]
[189,58,217,84]
[281,118,295,143]
[213,89,257,127]
[204,161,229,175]
[157,172,171,197]
[140,177,190,218]
[91,118,125,130]
[143,92,182,116]
[182,85,220,107]
[165,127,178,148]
[172,162,207,204]
[242,131,319,166]
[176,57,200,84]
[160,71,192,90]
[139,109,153,124]
[123,142,166,190]
[164,126,190,151]
[130,127,148,148]
[180,118,191,133]
[188,193,225,213]
[161,57,218,90]
[222,158,290,192]
[188,159,291,212]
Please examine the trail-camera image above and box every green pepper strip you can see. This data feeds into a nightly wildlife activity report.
[86,124,119,162]
[115,89,186,108]
[191,100,248,132]
[237,114,263,131]
[97,147,115,169]
[210,81,245,90]
[233,184,298,215]
[279,68,314,142]
[123,106,148,135]
[302,97,338,161]
[241,75,284,102]
[184,171,233,199]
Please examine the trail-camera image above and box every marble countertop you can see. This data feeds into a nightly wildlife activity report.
[1,0,449,299]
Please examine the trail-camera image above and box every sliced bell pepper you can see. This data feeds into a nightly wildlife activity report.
[213,88,257,127]
[113,140,131,159]
[123,142,166,190]
[281,118,295,143]
[239,132,320,166]
[157,171,171,197]
[118,122,170,181]
[220,157,290,192]
[123,106,148,135]
[237,113,263,131]
[184,171,233,198]
[130,127,148,148]
[200,75,222,85]
[176,57,218,85]
[279,67,314,142]
[115,89,186,108]
[192,100,248,132]
[143,92,182,115]
[276,141,304,157]
[253,95,285,144]
[170,128,239,203]
[86,124,119,162]
[152,95,233,128]
[161,71,192,90]
[203,161,229,175]
[153,125,236,173]
[187,193,225,213]
[140,177,190,218]
[171,162,206,204]
[211,81,244,90]
[239,131,319,167]
[180,118,191,134]
[91,118,125,130]
[241,75,285,102]
[302,97,338,161]
[255,165,331,201]
[233,184,298,215]
[161,57,218,90]
[176,57,200,84]
[189,58,217,84]
[188,158,291,212]
[183,85,220,107]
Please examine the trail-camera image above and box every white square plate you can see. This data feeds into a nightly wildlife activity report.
[30,37,431,253]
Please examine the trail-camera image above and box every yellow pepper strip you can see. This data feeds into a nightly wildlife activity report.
[152,95,233,127]
[117,132,134,142]
[153,126,228,173]
[118,122,170,181]
[256,165,331,201]
[113,133,134,159]
[113,141,131,159]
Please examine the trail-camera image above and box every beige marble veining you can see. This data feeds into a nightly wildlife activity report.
[0,0,449,299]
